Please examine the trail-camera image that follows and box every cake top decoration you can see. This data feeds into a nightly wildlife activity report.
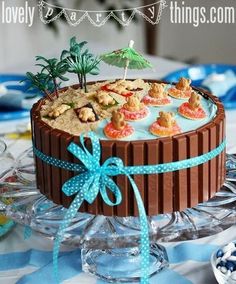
[35,56,69,98]
[96,91,116,107]
[176,77,192,92]
[24,37,100,99]
[123,96,144,112]
[48,104,71,119]
[149,111,181,137]
[148,83,167,98]
[168,77,193,100]
[100,40,153,80]
[78,107,96,122]
[178,91,207,120]
[188,91,202,110]
[111,111,126,130]
[23,72,55,101]
[61,37,100,93]
[104,110,134,139]
[25,37,217,140]
[158,111,175,128]
[23,56,69,101]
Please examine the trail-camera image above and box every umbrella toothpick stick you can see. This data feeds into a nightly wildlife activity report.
[123,40,134,80]
[123,60,129,80]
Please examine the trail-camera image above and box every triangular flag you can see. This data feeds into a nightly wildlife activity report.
[64,10,87,26]
[136,0,167,24]
[86,11,111,27]
[38,0,64,24]
[110,10,136,26]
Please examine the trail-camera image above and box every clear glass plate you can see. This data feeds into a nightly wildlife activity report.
[0,139,15,237]
[0,148,236,282]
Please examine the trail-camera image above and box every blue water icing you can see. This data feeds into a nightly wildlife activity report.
[95,92,217,141]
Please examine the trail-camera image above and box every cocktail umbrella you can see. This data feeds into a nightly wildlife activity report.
[100,40,153,80]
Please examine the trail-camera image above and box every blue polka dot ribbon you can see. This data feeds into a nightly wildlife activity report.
[33,132,226,284]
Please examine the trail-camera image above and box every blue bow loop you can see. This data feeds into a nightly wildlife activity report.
[101,157,124,176]
[100,175,122,206]
[62,172,95,201]
[64,132,123,206]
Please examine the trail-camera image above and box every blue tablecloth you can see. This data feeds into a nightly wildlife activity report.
[1,224,236,283]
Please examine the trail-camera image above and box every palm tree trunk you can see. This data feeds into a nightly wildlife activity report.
[77,74,82,88]
[83,73,87,93]
[53,78,59,97]
[81,74,84,90]
[45,90,53,101]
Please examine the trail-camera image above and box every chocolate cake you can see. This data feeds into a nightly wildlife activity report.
[31,79,226,217]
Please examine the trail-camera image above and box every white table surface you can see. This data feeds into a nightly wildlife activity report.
[0,56,236,284]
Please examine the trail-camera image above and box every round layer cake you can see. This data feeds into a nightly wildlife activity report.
[31,79,226,217]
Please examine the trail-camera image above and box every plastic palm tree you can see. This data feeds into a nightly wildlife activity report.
[23,72,54,101]
[61,37,87,88]
[67,51,100,93]
[35,56,69,97]
[61,37,100,92]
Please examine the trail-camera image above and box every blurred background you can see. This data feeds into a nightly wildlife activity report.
[0,0,236,152]
[1,0,236,73]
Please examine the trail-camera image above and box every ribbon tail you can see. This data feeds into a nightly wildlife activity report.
[101,176,122,206]
[127,174,150,284]
[53,190,84,283]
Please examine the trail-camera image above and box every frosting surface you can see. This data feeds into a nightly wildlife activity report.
[96,95,217,141]
[40,80,217,141]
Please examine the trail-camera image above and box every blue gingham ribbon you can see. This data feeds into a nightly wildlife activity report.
[33,132,226,284]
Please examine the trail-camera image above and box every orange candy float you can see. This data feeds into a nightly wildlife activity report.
[168,88,192,99]
[119,107,149,121]
[168,77,192,100]
[149,111,181,137]
[120,96,149,121]
[178,92,207,120]
[142,96,171,107]
[104,122,134,139]
[142,83,172,106]
[104,111,134,139]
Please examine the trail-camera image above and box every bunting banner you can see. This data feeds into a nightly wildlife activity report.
[38,0,168,27]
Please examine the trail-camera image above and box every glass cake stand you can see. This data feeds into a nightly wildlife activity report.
[0,148,236,283]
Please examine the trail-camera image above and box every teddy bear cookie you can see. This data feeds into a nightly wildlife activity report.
[178,92,207,120]
[48,104,71,119]
[104,110,134,139]
[96,91,116,107]
[101,80,133,97]
[168,77,192,99]
[101,79,145,98]
[149,111,181,137]
[142,83,172,106]
[74,104,99,123]
[119,95,149,121]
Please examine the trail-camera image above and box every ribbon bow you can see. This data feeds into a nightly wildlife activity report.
[53,132,150,284]
[63,132,123,206]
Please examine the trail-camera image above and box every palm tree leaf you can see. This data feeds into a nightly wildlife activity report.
[60,50,71,60]
[70,36,77,47]
[35,63,47,69]
[36,55,49,63]
[77,41,88,49]
[58,75,69,81]
[89,69,99,75]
